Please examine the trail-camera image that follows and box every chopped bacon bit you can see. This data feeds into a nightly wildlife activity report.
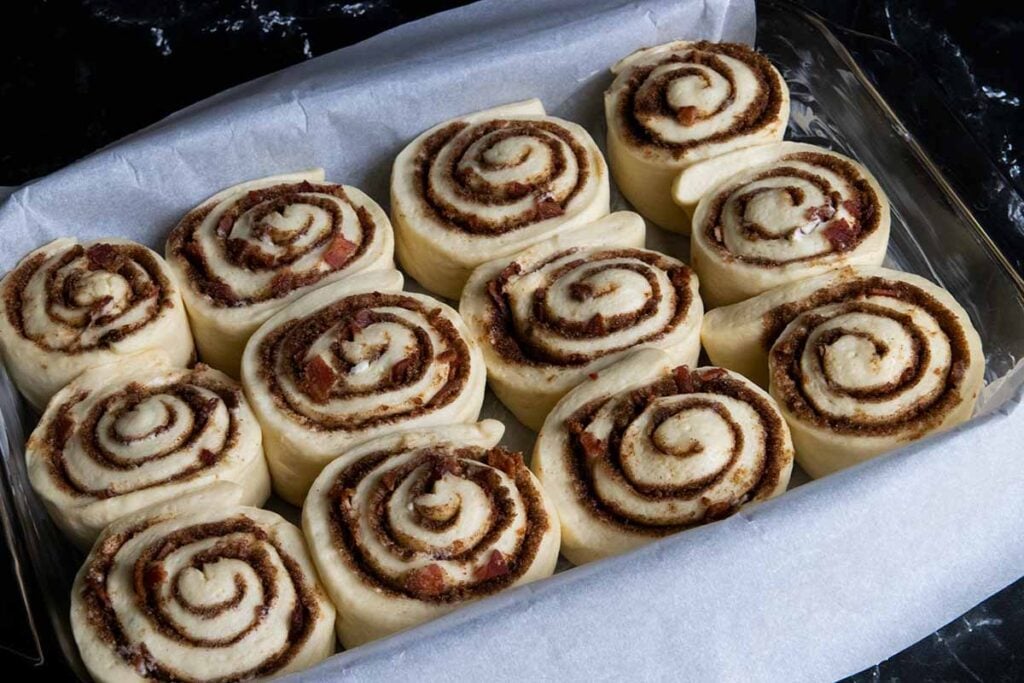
[435,455,463,478]
[486,447,522,478]
[86,244,120,270]
[298,180,316,193]
[405,564,447,598]
[673,365,697,393]
[323,234,357,268]
[585,313,606,335]
[474,550,510,581]
[822,218,860,251]
[390,357,415,384]
[535,194,565,220]
[354,309,374,327]
[668,267,690,289]
[676,106,699,125]
[142,563,167,591]
[569,282,594,301]
[216,214,234,235]
[578,432,605,462]
[704,501,733,521]
[302,356,336,403]
[381,468,402,489]
[588,372,599,381]
[198,449,218,466]
[700,367,728,381]
[506,181,531,199]
[437,349,458,364]
[841,197,863,220]
[803,204,836,222]
[427,308,445,323]
[246,190,263,202]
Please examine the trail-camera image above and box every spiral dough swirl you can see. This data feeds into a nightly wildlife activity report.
[0,238,193,409]
[241,272,486,505]
[72,504,335,682]
[461,232,703,430]
[533,349,792,564]
[302,423,559,646]
[26,357,270,547]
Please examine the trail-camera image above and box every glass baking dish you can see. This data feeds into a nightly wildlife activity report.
[2,1,1023,678]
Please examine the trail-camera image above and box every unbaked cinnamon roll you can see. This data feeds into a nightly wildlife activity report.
[166,169,395,376]
[391,99,610,298]
[241,270,487,505]
[673,142,890,307]
[606,40,789,232]
[25,352,270,549]
[302,421,559,647]
[460,212,702,430]
[534,349,793,564]
[0,238,194,411]
[701,266,985,476]
[71,486,336,683]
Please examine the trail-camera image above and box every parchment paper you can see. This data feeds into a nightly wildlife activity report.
[3,1,1024,681]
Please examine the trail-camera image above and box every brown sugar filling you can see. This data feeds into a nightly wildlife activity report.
[166,181,376,307]
[41,370,243,499]
[701,153,881,267]
[3,243,174,353]
[324,445,549,603]
[414,119,592,235]
[485,248,694,367]
[80,515,320,681]
[563,367,788,535]
[616,41,784,157]
[256,292,471,430]
[767,284,971,437]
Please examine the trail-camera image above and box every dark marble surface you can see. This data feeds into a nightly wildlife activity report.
[1,1,1022,680]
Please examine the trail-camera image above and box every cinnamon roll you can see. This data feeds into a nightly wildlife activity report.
[25,352,270,549]
[673,142,890,307]
[71,486,336,682]
[166,169,396,377]
[701,266,985,476]
[459,212,702,430]
[606,40,789,232]
[391,98,610,299]
[302,421,559,647]
[0,238,193,411]
[534,349,793,564]
[241,270,487,505]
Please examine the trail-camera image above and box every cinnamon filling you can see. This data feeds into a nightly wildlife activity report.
[3,243,174,353]
[414,119,592,235]
[617,41,784,157]
[325,445,548,603]
[485,248,694,366]
[257,292,471,430]
[167,181,375,307]
[563,368,788,534]
[702,153,881,266]
[80,515,320,681]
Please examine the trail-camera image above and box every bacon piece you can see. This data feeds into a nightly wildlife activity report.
[588,372,599,381]
[704,501,733,521]
[841,197,863,220]
[676,106,698,125]
[405,564,447,598]
[86,244,120,270]
[298,180,316,193]
[474,550,510,581]
[535,194,565,220]
[437,349,458,364]
[700,367,728,381]
[486,447,522,478]
[198,449,218,466]
[216,213,234,235]
[434,455,463,479]
[142,563,167,591]
[578,432,605,463]
[822,218,860,251]
[668,267,690,289]
[585,313,606,336]
[380,468,403,490]
[341,308,374,341]
[302,356,336,403]
[673,365,696,393]
[323,235,357,268]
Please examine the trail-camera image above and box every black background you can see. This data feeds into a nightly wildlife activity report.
[1,1,1022,680]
